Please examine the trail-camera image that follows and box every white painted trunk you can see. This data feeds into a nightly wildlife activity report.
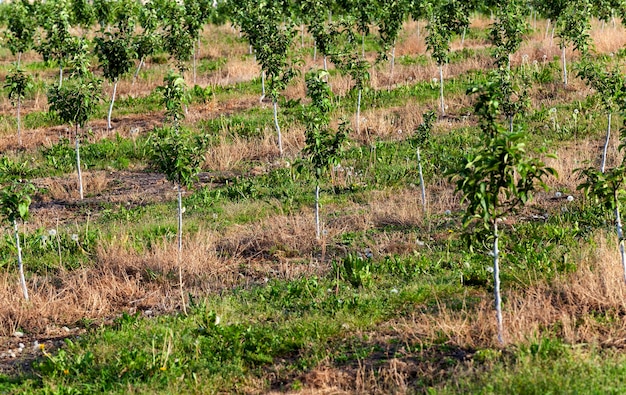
[14,220,29,301]
[390,43,396,78]
[315,183,320,239]
[616,201,626,284]
[602,113,611,173]
[17,96,21,146]
[107,80,118,130]
[417,147,426,213]
[439,65,445,116]
[133,56,145,84]
[177,182,186,314]
[493,220,504,344]
[313,40,317,62]
[75,126,84,200]
[562,46,567,86]
[273,98,283,156]
[260,71,265,102]
[356,89,362,134]
[59,65,63,88]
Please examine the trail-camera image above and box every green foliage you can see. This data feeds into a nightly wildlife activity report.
[0,181,35,224]
[410,110,436,148]
[302,70,348,181]
[489,0,528,68]
[147,126,207,188]
[576,58,625,112]
[3,0,35,58]
[451,79,556,230]
[47,74,102,128]
[4,68,33,105]
[556,0,592,53]
[577,165,626,212]
[156,71,188,126]
[95,32,137,82]
[425,0,471,65]
[333,253,372,288]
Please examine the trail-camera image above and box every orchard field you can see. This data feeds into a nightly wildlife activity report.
[2,0,626,393]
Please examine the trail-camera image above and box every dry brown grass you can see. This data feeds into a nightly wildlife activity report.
[389,231,626,349]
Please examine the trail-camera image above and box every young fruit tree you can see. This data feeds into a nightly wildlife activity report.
[3,0,36,68]
[148,72,208,314]
[409,110,436,213]
[577,153,626,284]
[555,0,592,86]
[425,0,471,117]
[301,70,347,239]
[37,0,84,88]
[95,32,137,130]
[576,58,625,173]
[489,0,529,71]
[47,74,102,200]
[450,78,556,344]
[232,0,298,157]
[0,181,36,301]
[4,68,33,147]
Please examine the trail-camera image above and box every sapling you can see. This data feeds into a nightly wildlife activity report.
[148,72,207,314]
[425,1,470,117]
[0,181,35,301]
[578,160,626,284]
[4,68,33,147]
[232,1,298,157]
[576,59,624,172]
[301,70,347,239]
[3,0,36,68]
[47,74,102,200]
[409,110,436,213]
[95,31,137,129]
[450,79,556,344]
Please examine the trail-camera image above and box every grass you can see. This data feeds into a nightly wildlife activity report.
[0,12,626,395]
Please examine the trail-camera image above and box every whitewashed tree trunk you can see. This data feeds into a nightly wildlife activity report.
[260,71,266,102]
[273,98,283,156]
[545,19,551,39]
[313,39,317,62]
[59,65,63,88]
[461,26,466,47]
[192,40,197,85]
[315,183,320,239]
[14,220,29,301]
[417,147,426,213]
[177,182,186,314]
[601,113,611,173]
[356,88,362,134]
[439,64,445,116]
[561,45,567,86]
[107,80,118,130]
[17,96,22,146]
[493,219,504,344]
[390,41,396,78]
[133,56,145,84]
[615,195,626,284]
[75,125,84,200]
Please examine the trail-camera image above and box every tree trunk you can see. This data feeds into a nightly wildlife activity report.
[193,40,197,86]
[313,39,317,62]
[323,56,327,72]
[272,98,283,156]
[601,113,611,173]
[493,220,504,344]
[315,182,320,239]
[361,32,365,59]
[509,115,513,134]
[17,96,22,147]
[417,147,426,213]
[177,182,187,314]
[561,45,567,86]
[107,80,118,130]
[439,64,445,116]
[545,19,550,39]
[615,195,626,284]
[17,52,21,68]
[390,41,396,79]
[461,26,466,47]
[260,71,266,102]
[59,64,63,88]
[133,56,145,84]
[356,88,362,135]
[75,125,84,200]
[14,220,29,301]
